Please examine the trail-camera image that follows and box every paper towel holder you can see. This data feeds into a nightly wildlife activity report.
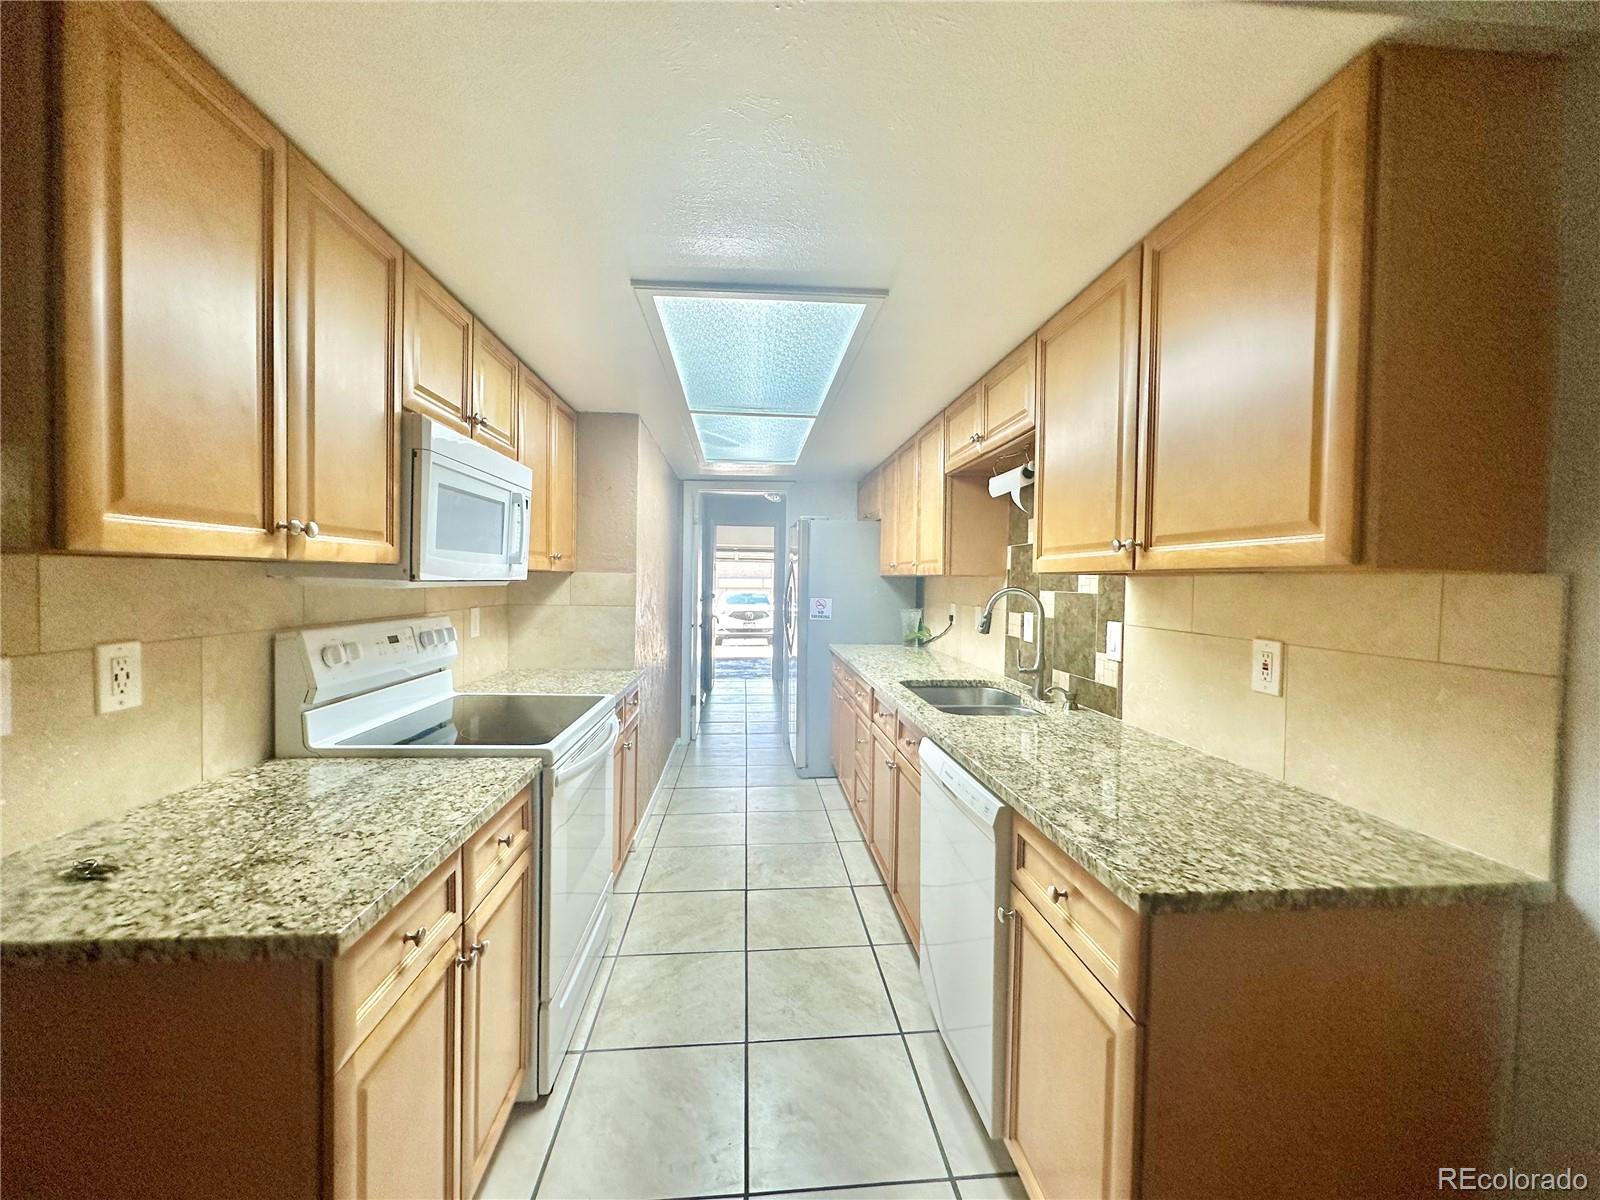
[989,460,1035,512]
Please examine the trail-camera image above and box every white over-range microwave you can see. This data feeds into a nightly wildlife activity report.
[276,413,532,585]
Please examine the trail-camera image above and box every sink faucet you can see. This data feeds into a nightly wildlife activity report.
[977,587,1047,700]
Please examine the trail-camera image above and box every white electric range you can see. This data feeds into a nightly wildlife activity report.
[274,615,617,1097]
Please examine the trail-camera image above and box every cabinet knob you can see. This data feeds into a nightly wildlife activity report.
[975,432,985,443]
[456,951,476,968]
[471,938,490,957]
[551,552,563,561]
[278,519,320,538]
[623,739,634,750]
[997,906,1015,925]
[1110,538,1130,552]
[401,926,428,946]
[497,833,515,847]
[1046,884,1070,904]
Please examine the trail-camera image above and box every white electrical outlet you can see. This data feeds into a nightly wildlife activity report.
[1106,620,1123,663]
[1252,639,1283,696]
[1041,590,1056,618]
[95,641,143,713]
[469,607,482,638]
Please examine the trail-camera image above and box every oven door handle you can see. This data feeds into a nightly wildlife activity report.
[553,714,622,783]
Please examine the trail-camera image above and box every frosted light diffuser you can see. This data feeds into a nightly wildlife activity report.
[654,296,864,416]
[692,413,814,464]
[634,282,885,468]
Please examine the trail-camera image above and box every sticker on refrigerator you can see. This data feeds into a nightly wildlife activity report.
[809,598,833,620]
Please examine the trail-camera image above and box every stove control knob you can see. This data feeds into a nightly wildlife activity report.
[419,629,436,648]
[320,643,347,667]
[343,642,362,662]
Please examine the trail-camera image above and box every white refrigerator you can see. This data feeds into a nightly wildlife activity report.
[782,518,917,775]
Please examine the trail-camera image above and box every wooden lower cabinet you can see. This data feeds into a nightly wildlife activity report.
[869,728,898,879]
[1004,886,1138,1200]
[890,751,921,949]
[460,853,534,1193]
[613,688,642,872]
[334,936,465,1200]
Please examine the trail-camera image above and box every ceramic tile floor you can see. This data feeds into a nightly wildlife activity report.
[478,678,1024,1200]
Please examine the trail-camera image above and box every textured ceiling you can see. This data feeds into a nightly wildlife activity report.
[155,1,1407,481]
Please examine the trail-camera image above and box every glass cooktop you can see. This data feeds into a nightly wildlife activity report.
[338,693,604,749]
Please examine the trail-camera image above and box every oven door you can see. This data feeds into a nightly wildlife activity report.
[412,447,530,581]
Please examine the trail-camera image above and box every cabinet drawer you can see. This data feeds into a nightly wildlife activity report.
[463,788,533,916]
[1012,818,1144,1019]
[332,852,463,1070]
[896,715,925,769]
[871,690,898,739]
[617,684,641,721]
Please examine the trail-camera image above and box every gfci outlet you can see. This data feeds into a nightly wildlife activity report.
[96,641,143,713]
[1251,639,1283,697]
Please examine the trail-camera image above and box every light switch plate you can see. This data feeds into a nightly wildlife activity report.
[1027,518,1036,545]
[469,607,482,638]
[1252,639,1284,696]
[1021,611,1035,643]
[95,641,143,713]
[1095,652,1120,687]
[1106,620,1123,663]
[1077,574,1099,594]
[1007,611,1023,637]
[1041,590,1056,618]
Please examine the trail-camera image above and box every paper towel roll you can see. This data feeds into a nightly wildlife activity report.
[988,462,1035,509]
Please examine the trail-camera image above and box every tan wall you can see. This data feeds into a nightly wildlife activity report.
[1510,40,1600,1178]
[632,422,683,808]
[1122,571,1565,878]
[575,413,639,573]
[921,574,1007,675]
[505,571,637,669]
[0,554,510,853]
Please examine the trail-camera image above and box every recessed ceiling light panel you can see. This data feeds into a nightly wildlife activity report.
[634,282,885,469]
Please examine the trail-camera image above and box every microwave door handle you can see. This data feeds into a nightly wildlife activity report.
[509,494,527,568]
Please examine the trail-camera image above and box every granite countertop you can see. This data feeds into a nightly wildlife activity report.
[833,644,1549,915]
[471,666,642,697]
[0,757,540,965]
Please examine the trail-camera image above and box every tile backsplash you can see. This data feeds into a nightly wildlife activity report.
[1002,500,1126,717]
[0,552,522,854]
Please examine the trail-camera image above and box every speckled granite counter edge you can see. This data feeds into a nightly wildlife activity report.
[832,646,1549,915]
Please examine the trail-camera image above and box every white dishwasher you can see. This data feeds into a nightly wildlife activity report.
[918,738,1013,1137]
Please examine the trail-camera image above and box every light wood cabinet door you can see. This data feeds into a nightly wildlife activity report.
[857,469,882,521]
[892,755,920,949]
[519,365,553,571]
[1005,888,1137,1200]
[285,149,402,565]
[893,442,919,574]
[1033,247,1141,575]
[57,2,287,558]
[981,337,1037,450]
[403,255,473,436]
[878,456,898,574]
[548,399,577,571]
[852,710,874,839]
[870,730,898,882]
[944,385,984,473]
[461,854,533,1195]
[1136,57,1371,571]
[613,715,640,871]
[470,321,520,459]
[915,421,946,576]
[333,937,463,1200]
[830,683,850,788]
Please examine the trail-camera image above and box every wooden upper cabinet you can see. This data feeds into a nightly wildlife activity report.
[461,856,533,1196]
[915,420,946,575]
[1136,57,1372,571]
[857,468,882,521]
[877,456,898,575]
[548,398,577,571]
[333,938,463,1200]
[1005,887,1138,1200]
[470,321,519,459]
[943,385,985,473]
[403,255,474,436]
[519,365,553,571]
[285,150,402,565]
[893,441,919,573]
[1033,247,1141,574]
[56,2,287,558]
[980,337,1037,450]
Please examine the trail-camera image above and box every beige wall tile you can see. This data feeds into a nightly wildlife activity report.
[1285,648,1559,877]
[1122,625,1286,777]
[508,603,636,669]
[571,571,637,607]
[202,631,274,779]
[0,639,204,852]
[1124,576,1195,632]
[302,583,425,627]
[505,573,572,606]
[456,604,511,684]
[1191,572,1442,660]
[424,584,511,614]
[1440,574,1568,676]
[1,552,40,655]
[37,556,303,651]
[576,413,639,572]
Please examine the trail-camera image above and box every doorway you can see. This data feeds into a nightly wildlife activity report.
[710,523,776,683]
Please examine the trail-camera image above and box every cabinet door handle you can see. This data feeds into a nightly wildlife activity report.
[471,939,490,957]
[496,833,515,847]
[1110,538,1130,552]
[278,519,320,538]
[997,906,1015,925]
[550,551,563,561]
[456,951,476,968]
[1046,884,1070,904]
[401,926,428,946]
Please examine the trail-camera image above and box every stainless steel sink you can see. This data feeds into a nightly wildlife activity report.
[904,684,1041,717]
